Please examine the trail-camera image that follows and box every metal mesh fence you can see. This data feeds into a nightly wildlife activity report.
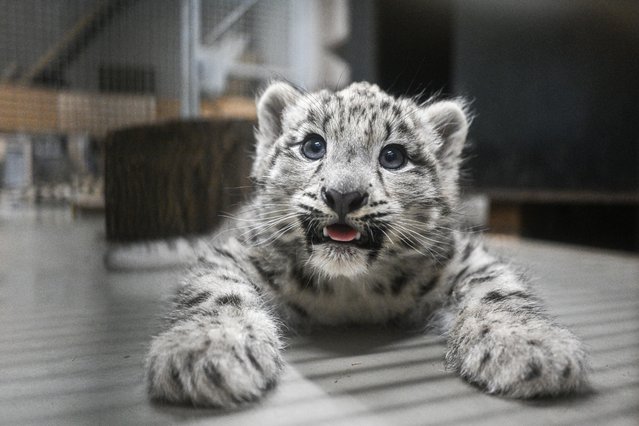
[0,0,293,204]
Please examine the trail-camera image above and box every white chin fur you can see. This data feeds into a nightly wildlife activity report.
[308,244,369,278]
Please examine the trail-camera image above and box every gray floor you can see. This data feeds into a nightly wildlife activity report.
[1,205,638,426]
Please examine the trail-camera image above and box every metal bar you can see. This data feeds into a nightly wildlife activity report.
[203,0,259,46]
[180,0,200,118]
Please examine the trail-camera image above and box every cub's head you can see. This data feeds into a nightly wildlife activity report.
[251,81,469,278]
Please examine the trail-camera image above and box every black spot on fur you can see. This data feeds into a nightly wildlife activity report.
[268,148,282,170]
[396,121,412,137]
[461,241,475,262]
[216,293,242,307]
[391,272,411,295]
[418,276,439,296]
[246,347,264,374]
[218,274,245,284]
[527,339,540,346]
[358,211,390,220]
[450,265,470,286]
[524,361,542,381]
[203,362,224,387]
[303,191,317,200]
[480,325,491,337]
[467,262,496,277]
[297,203,324,215]
[262,378,277,392]
[483,290,504,302]
[288,303,309,318]
[249,257,279,290]
[231,346,246,367]
[482,290,530,303]
[184,352,196,374]
[297,214,323,248]
[365,225,387,265]
[307,109,317,124]
[169,361,184,393]
[467,274,498,286]
[407,168,427,178]
[322,114,330,133]
[479,351,491,369]
[197,257,222,270]
[562,365,572,379]
[376,168,389,198]
[214,247,238,263]
[311,161,324,178]
[181,290,211,308]
[293,263,319,293]
[234,393,260,404]
[384,121,392,142]
[367,247,381,265]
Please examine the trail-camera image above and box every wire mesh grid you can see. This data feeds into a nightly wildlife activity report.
[0,0,292,202]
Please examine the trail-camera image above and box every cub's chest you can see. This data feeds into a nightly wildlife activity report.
[280,274,422,325]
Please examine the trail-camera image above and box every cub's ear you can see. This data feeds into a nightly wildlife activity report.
[421,100,470,201]
[257,81,302,141]
[252,81,302,181]
[421,100,469,162]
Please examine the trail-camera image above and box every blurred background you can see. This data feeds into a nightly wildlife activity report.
[0,0,637,253]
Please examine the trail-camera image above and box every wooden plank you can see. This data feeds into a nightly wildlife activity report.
[0,84,254,136]
[202,96,257,120]
[0,85,58,133]
[155,99,180,121]
[58,92,156,136]
[157,97,257,122]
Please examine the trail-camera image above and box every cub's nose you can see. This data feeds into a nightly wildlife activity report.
[321,188,369,222]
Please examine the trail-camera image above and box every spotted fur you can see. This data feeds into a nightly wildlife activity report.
[146,82,589,407]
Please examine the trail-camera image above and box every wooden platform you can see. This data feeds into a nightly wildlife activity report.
[0,84,256,136]
[0,206,637,425]
[480,189,639,252]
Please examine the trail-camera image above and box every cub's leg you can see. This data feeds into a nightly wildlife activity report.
[146,244,282,407]
[443,241,589,398]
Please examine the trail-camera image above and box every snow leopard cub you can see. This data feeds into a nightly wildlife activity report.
[146,81,588,407]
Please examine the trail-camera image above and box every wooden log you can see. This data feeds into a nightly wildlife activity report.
[104,118,254,242]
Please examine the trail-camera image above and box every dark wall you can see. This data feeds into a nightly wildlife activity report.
[454,0,639,191]
[369,0,639,251]
[376,0,454,100]
[374,0,639,193]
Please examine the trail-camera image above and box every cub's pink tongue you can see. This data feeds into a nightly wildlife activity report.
[325,224,358,242]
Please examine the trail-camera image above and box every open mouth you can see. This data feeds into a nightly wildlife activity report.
[323,224,362,242]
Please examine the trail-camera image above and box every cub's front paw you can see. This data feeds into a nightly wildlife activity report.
[146,314,283,407]
[447,320,589,398]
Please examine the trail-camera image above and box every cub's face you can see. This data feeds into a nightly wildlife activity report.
[252,82,468,278]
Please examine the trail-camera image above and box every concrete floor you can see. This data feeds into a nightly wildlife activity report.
[0,204,638,425]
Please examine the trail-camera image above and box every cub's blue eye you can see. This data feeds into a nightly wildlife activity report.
[301,135,326,160]
[379,144,407,169]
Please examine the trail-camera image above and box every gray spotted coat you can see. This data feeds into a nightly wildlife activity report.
[146,82,589,407]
